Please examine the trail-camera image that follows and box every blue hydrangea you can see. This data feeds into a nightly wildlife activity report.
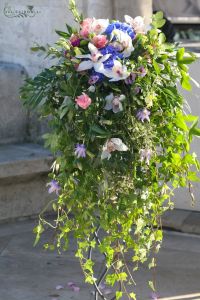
[104,22,135,39]
[100,45,123,69]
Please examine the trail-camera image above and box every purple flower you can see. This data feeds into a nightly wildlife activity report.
[138,66,147,77]
[140,148,152,165]
[134,86,141,94]
[89,71,104,83]
[136,108,150,122]
[75,144,86,158]
[125,73,136,85]
[88,75,100,85]
[70,34,81,47]
[67,282,80,292]
[150,292,159,299]
[47,180,61,195]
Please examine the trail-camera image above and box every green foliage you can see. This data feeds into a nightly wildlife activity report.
[20,7,200,300]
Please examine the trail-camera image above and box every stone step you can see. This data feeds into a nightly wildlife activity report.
[162,208,200,235]
[0,143,53,222]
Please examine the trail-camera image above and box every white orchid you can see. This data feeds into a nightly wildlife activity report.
[102,60,130,82]
[101,138,128,160]
[104,93,125,113]
[91,18,109,35]
[111,29,134,58]
[125,15,146,34]
[76,43,111,72]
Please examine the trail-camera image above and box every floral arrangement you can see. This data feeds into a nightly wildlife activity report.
[21,1,200,299]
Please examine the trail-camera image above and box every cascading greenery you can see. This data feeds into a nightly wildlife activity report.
[20,1,200,299]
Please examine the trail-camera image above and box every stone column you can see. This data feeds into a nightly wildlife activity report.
[86,0,113,19]
[114,0,153,24]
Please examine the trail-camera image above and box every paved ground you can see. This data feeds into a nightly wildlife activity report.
[1,218,200,300]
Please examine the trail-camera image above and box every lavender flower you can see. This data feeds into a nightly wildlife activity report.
[47,180,61,195]
[138,66,147,77]
[104,93,125,113]
[88,75,100,85]
[140,148,152,165]
[75,144,86,158]
[67,282,80,292]
[125,72,136,85]
[136,108,150,122]
[150,292,159,300]
[134,86,141,94]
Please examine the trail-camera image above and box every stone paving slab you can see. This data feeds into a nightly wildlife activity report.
[0,219,200,300]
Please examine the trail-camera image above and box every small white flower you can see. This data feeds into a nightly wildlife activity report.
[102,60,130,82]
[101,138,128,160]
[125,15,146,34]
[104,93,125,113]
[76,43,111,72]
[88,85,96,93]
[140,148,152,165]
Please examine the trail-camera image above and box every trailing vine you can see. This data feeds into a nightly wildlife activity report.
[20,1,200,299]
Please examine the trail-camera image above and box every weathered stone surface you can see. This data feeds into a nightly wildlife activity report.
[0,143,52,180]
[0,62,28,144]
[162,209,190,231]
[0,219,200,300]
[0,143,53,221]
[182,212,200,234]
[175,56,200,211]
[114,0,152,23]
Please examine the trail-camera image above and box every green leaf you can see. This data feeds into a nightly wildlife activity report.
[130,292,136,300]
[184,115,199,123]
[149,281,156,292]
[180,70,191,91]
[176,48,185,62]
[55,30,69,38]
[153,59,161,74]
[60,106,69,119]
[158,32,166,44]
[33,223,44,246]
[116,291,123,300]
[90,125,109,137]
[31,45,46,52]
[106,274,118,286]
[152,11,166,28]
[178,57,196,64]
[189,117,200,141]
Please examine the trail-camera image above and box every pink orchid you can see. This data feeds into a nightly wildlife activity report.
[92,35,108,49]
[80,18,93,38]
[80,18,109,38]
[75,93,92,109]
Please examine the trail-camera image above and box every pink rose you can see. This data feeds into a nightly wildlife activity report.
[75,93,92,109]
[92,35,108,49]
[80,18,93,38]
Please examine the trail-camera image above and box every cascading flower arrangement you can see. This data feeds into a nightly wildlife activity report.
[21,1,200,299]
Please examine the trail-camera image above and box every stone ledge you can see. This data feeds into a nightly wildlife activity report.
[0,143,54,221]
[0,143,53,180]
[162,209,200,235]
